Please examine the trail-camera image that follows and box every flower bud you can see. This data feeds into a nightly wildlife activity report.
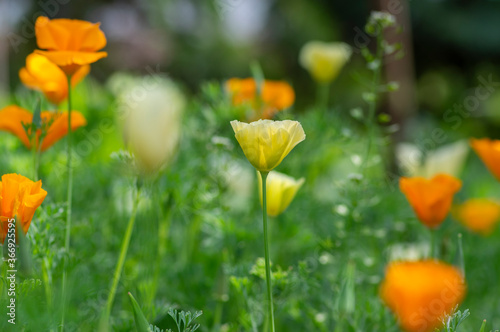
[258,171,304,217]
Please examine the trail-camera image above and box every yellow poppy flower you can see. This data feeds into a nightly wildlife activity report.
[470,138,500,181]
[226,78,295,120]
[230,119,306,172]
[400,174,461,229]
[380,260,466,332]
[299,41,352,83]
[34,16,107,75]
[0,105,87,151]
[0,173,47,243]
[453,199,500,235]
[258,171,304,217]
[19,53,90,105]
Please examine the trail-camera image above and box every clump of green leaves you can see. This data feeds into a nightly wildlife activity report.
[442,308,469,332]
[441,310,496,332]
[361,10,401,109]
[165,309,203,332]
[146,310,203,332]
[110,150,139,177]
[129,292,202,332]
[21,99,54,150]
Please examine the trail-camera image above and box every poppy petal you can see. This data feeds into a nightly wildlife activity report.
[40,111,87,151]
[0,106,33,148]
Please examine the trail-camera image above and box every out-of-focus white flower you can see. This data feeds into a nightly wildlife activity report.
[299,41,352,83]
[387,243,430,262]
[120,75,185,174]
[396,140,469,178]
[395,143,422,177]
[107,72,137,96]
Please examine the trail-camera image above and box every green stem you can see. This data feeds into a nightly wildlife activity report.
[30,127,42,181]
[457,233,465,276]
[103,183,141,327]
[1,257,5,298]
[430,228,436,259]
[259,171,275,332]
[263,312,269,332]
[317,82,329,111]
[60,75,73,331]
[32,143,38,181]
[362,33,384,172]
[212,300,223,331]
[151,184,172,303]
[212,249,228,331]
[42,257,52,310]
[35,149,41,180]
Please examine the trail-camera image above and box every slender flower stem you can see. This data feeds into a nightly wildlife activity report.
[362,32,384,172]
[30,120,42,181]
[32,141,40,181]
[35,148,41,180]
[42,257,53,310]
[60,75,73,331]
[259,171,275,332]
[151,183,172,303]
[103,183,141,327]
[457,233,465,277]
[430,228,436,259]
[212,249,229,331]
[317,82,330,111]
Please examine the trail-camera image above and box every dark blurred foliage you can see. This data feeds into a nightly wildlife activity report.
[4,1,499,95]
[5,0,500,134]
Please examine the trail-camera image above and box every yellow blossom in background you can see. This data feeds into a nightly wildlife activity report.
[34,16,107,75]
[19,53,90,105]
[230,119,306,172]
[299,41,352,83]
[453,199,500,235]
[400,174,461,229]
[121,76,185,174]
[0,173,47,243]
[258,171,304,217]
[380,260,466,332]
[226,78,295,120]
[0,105,87,151]
[470,138,500,181]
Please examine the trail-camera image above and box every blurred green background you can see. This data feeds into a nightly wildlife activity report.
[3,0,500,116]
[1,0,500,331]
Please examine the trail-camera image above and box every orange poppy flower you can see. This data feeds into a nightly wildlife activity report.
[0,105,86,151]
[470,138,500,181]
[453,199,500,235]
[0,173,47,243]
[400,174,462,228]
[19,53,90,105]
[226,78,295,120]
[380,260,466,332]
[34,16,107,76]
